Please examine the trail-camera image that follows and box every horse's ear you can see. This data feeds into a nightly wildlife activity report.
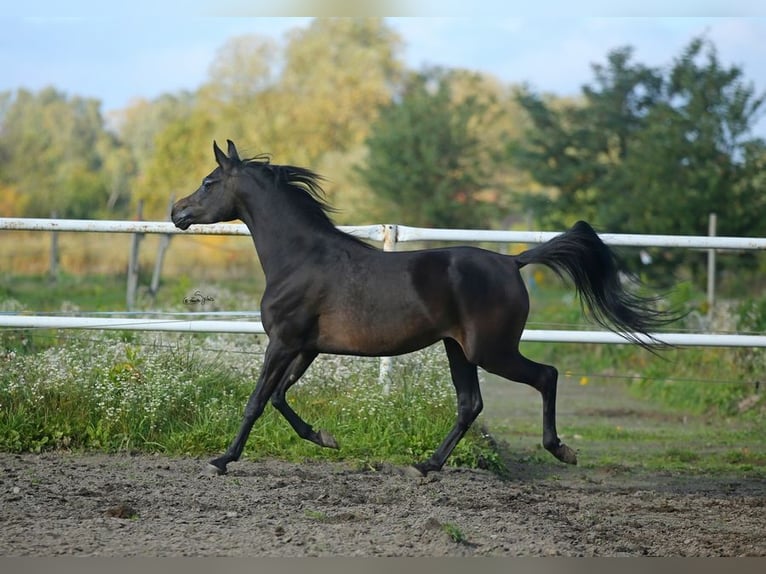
[213,140,232,171]
[226,140,240,163]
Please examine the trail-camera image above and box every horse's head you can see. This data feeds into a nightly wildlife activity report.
[171,140,242,230]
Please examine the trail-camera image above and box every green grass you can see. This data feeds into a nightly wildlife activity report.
[567,420,766,474]
[0,331,500,472]
[441,522,468,544]
[2,272,766,478]
[522,277,766,419]
[0,272,234,314]
[0,273,128,311]
[483,373,766,477]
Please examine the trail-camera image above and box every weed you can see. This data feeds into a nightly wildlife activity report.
[304,509,327,521]
[442,522,468,544]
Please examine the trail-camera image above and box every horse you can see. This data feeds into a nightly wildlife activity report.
[171,140,677,477]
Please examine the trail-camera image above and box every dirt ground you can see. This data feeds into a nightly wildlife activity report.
[1,448,764,557]
[2,370,765,557]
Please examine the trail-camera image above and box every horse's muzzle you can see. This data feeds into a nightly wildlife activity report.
[171,206,193,230]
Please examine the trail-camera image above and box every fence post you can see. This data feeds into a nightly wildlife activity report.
[49,210,59,284]
[707,212,717,323]
[126,200,144,311]
[149,196,175,300]
[378,224,398,393]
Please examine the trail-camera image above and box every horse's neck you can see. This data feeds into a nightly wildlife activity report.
[238,197,347,281]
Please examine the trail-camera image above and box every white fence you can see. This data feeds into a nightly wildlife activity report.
[6,217,766,249]
[2,217,766,348]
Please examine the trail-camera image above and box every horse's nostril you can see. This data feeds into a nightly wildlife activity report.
[171,207,193,230]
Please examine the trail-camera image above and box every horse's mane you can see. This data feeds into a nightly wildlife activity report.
[242,156,372,248]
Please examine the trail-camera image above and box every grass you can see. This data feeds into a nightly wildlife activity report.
[0,272,264,318]
[1,268,765,477]
[0,330,500,472]
[569,421,766,474]
[482,372,766,477]
[0,230,260,281]
[441,522,468,544]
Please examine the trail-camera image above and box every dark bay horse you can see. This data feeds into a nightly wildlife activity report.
[172,140,677,476]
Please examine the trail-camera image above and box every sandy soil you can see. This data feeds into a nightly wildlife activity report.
[1,449,764,557]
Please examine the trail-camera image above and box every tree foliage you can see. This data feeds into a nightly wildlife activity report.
[356,68,515,228]
[279,18,404,163]
[132,18,404,217]
[513,37,766,243]
[0,87,120,218]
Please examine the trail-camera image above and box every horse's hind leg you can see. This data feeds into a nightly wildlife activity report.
[270,351,340,449]
[411,338,483,477]
[483,351,577,465]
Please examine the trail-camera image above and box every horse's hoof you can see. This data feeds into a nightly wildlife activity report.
[317,429,339,449]
[403,465,427,479]
[553,443,578,465]
[206,461,228,476]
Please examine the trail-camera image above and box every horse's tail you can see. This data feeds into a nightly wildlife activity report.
[515,220,678,350]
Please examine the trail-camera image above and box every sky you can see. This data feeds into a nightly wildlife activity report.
[1,3,766,134]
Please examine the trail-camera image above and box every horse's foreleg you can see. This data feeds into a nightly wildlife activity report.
[411,338,483,477]
[270,350,340,449]
[208,342,299,475]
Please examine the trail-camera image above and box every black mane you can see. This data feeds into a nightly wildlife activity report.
[242,157,372,248]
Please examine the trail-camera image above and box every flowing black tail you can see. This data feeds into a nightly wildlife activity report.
[516,220,679,350]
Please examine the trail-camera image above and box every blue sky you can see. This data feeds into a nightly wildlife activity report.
[1,4,765,135]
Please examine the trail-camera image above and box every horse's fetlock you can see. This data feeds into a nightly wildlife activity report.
[542,435,561,452]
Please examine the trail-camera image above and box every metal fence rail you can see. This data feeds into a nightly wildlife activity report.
[4,217,766,250]
[2,217,766,349]
[2,314,766,348]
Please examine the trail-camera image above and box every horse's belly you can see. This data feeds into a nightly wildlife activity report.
[315,307,444,356]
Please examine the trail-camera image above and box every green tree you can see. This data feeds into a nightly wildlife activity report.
[611,38,766,238]
[133,107,218,217]
[115,93,196,216]
[134,19,405,218]
[0,87,118,218]
[357,68,512,228]
[513,37,766,245]
[279,18,404,164]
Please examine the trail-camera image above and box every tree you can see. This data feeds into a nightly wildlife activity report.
[356,68,509,228]
[114,93,196,216]
[206,35,278,104]
[132,107,218,217]
[132,20,405,217]
[0,87,118,218]
[279,18,404,165]
[513,37,766,244]
[512,47,665,228]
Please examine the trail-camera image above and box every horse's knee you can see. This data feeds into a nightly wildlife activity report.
[545,364,558,382]
[270,383,290,410]
[472,395,484,419]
